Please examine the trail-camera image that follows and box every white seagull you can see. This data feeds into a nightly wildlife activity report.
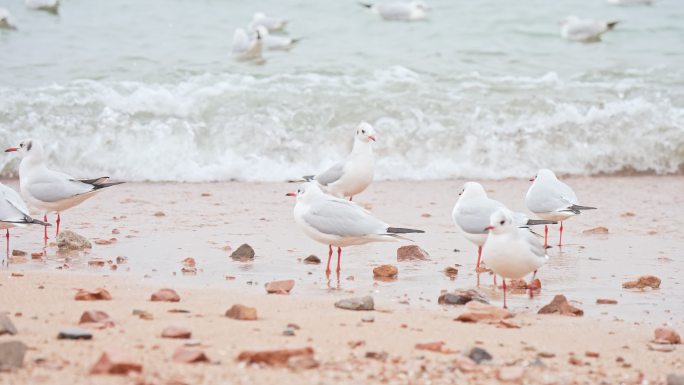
[359,1,430,21]
[0,183,49,259]
[482,209,549,309]
[255,26,300,51]
[452,182,555,270]
[0,8,17,30]
[526,169,596,247]
[5,139,124,245]
[232,28,263,62]
[249,12,287,32]
[560,16,618,42]
[287,182,423,274]
[606,0,653,5]
[26,0,59,14]
[300,122,376,200]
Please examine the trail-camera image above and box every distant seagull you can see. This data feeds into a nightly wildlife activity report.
[0,183,49,260]
[482,209,549,309]
[0,8,17,30]
[606,0,653,5]
[232,28,263,62]
[26,0,59,14]
[560,16,618,42]
[526,169,596,247]
[287,182,424,274]
[359,1,430,21]
[5,139,124,245]
[254,26,300,51]
[249,12,287,32]
[452,182,555,270]
[298,122,376,200]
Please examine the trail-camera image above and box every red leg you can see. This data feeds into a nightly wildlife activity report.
[43,213,48,247]
[336,247,342,273]
[476,245,482,269]
[544,225,548,248]
[56,212,61,237]
[558,221,564,247]
[5,229,9,261]
[502,279,508,309]
[325,245,332,274]
[349,196,353,201]
[493,274,497,286]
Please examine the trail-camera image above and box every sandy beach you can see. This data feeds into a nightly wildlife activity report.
[0,176,682,384]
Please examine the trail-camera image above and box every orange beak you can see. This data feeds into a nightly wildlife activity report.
[285,192,296,197]
[484,225,494,231]
[367,135,376,142]
[4,148,17,152]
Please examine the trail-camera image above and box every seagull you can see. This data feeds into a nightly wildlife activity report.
[5,139,124,246]
[249,12,287,32]
[0,183,49,260]
[232,28,263,62]
[0,8,17,30]
[606,0,653,5]
[482,209,549,309]
[299,122,376,200]
[560,16,618,42]
[359,1,430,21]
[526,169,596,247]
[26,0,59,14]
[287,182,424,274]
[452,182,556,270]
[254,26,300,51]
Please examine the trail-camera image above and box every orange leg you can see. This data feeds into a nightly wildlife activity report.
[336,247,342,273]
[558,221,564,247]
[544,225,548,248]
[325,245,332,274]
[56,212,61,237]
[476,246,482,269]
[349,196,353,201]
[43,213,48,248]
[502,279,508,309]
[5,229,9,262]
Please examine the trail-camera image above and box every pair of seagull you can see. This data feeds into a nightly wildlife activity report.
[233,12,300,62]
[1,139,123,251]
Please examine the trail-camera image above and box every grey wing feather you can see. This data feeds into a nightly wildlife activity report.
[28,179,93,203]
[315,161,346,186]
[303,199,386,237]
[522,228,547,260]
[1,185,31,218]
[455,198,504,234]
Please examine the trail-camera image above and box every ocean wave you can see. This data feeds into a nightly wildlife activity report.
[0,67,682,182]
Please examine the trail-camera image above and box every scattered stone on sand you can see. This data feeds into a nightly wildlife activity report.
[583,226,609,234]
[667,374,684,385]
[87,258,107,267]
[153,211,165,217]
[537,295,583,316]
[648,343,676,353]
[287,355,320,371]
[364,351,388,361]
[467,347,492,364]
[11,249,26,257]
[303,255,320,264]
[57,230,92,250]
[237,347,314,367]
[265,280,295,294]
[161,326,192,339]
[568,356,583,366]
[415,341,456,354]
[509,279,527,290]
[282,329,296,336]
[115,256,127,264]
[373,264,398,278]
[623,275,661,290]
[497,366,525,382]
[229,244,255,262]
[30,252,43,259]
[181,266,197,274]
[654,327,681,345]
[132,310,154,320]
[79,310,112,325]
[172,347,209,363]
[497,319,521,329]
[182,257,196,267]
[58,327,93,340]
[453,355,478,373]
[225,304,257,321]
[334,296,374,311]
[150,288,180,302]
[454,301,510,323]
[444,266,458,278]
[10,272,23,277]
[596,298,618,305]
[0,314,18,336]
[585,351,600,358]
[111,228,120,234]
[439,289,489,305]
[75,288,112,301]
[90,350,143,374]
[396,245,430,261]
[361,315,375,323]
[348,340,365,349]
[94,238,116,245]
[538,352,556,358]
[0,341,28,369]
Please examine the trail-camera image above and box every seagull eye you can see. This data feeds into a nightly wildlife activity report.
[19,143,23,148]
[362,130,366,134]
[499,220,505,225]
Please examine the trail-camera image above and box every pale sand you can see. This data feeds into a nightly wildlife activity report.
[0,176,683,384]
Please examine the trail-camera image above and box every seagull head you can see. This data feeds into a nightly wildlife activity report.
[355,121,376,143]
[484,209,515,233]
[5,138,43,160]
[535,169,557,182]
[286,182,322,202]
[411,1,430,11]
[459,181,487,200]
[255,25,269,38]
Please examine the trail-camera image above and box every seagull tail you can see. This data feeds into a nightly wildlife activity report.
[525,219,557,226]
[386,227,425,234]
[358,2,373,8]
[607,21,619,30]
[80,177,125,190]
[568,204,597,211]
[287,175,315,183]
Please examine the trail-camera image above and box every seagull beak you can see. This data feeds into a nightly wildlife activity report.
[484,225,494,231]
[285,192,296,197]
[4,148,17,153]
[367,135,376,142]
[529,177,536,182]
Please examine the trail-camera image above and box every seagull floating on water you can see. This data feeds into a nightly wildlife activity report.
[255,26,300,51]
[232,28,263,62]
[26,0,59,14]
[0,8,17,30]
[249,12,287,32]
[560,16,618,42]
[359,1,430,21]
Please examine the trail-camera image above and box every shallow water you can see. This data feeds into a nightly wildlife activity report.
[0,0,683,181]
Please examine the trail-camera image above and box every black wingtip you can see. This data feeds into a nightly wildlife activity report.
[359,2,373,8]
[387,227,425,234]
[526,219,558,226]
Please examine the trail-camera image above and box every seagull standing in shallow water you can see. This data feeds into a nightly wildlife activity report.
[5,139,124,246]
[287,182,424,274]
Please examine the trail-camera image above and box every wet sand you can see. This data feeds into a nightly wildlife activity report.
[0,176,683,383]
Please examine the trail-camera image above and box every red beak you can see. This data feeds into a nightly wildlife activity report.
[285,192,296,197]
[484,226,494,231]
[367,135,376,142]
[4,148,17,152]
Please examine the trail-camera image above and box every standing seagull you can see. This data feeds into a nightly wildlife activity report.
[0,183,49,260]
[560,16,618,42]
[359,1,430,21]
[300,122,376,200]
[526,169,596,247]
[482,209,549,309]
[26,0,59,14]
[287,182,423,274]
[452,182,555,270]
[232,28,263,62]
[5,139,124,245]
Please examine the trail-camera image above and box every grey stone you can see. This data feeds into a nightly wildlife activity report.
[283,329,296,336]
[467,347,492,364]
[361,316,375,323]
[334,296,374,311]
[57,327,93,340]
[56,230,92,251]
[438,289,489,305]
[0,341,28,369]
[0,314,18,336]
[303,255,320,264]
[230,244,255,261]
